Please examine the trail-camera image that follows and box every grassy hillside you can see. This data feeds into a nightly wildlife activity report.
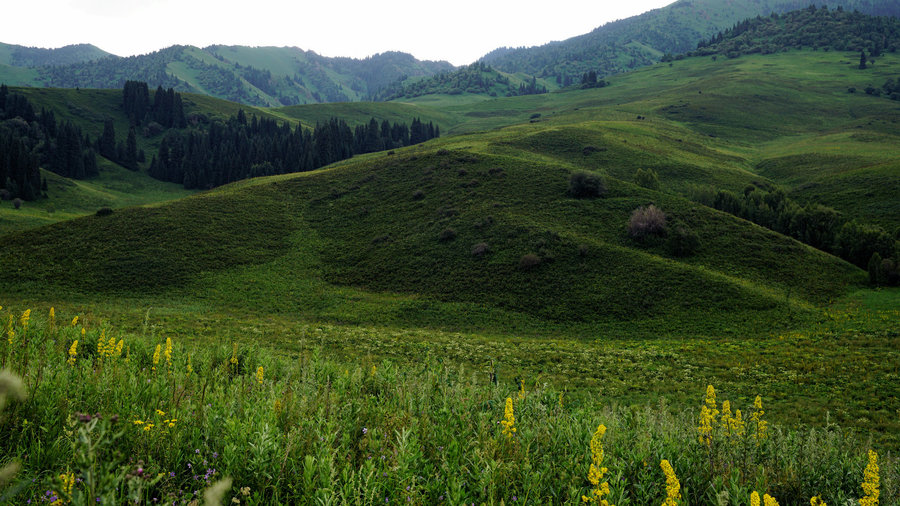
[481,0,900,81]
[0,45,453,106]
[1,47,898,451]
[0,42,111,67]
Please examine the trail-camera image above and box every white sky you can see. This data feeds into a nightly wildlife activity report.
[6,0,675,66]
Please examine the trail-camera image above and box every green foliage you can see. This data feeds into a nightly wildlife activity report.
[693,7,900,59]
[1,311,899,504]
[634,168,661,191]
[376,62,548,101]
[567,171,606,198]
[666,223,701,257]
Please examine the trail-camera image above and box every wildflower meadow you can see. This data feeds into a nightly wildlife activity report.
[0,306,897,505]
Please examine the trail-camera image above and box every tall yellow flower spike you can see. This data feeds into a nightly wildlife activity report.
[860,450,880,506]
[518,380,525,400]
[67,340,78,366]
[71,316,79,327]
[48,307,55,325]
[230,342,238,369]
[698,385,719,445]
[20,309,31,329]
[751,492,760,506]
[750,395,768,442]
[152,344,161,372]
[256,366,264,385]
[582,424,612,505]
[500,397,516,438]
[660,460,681,506]
[164,337,173,368]
[763,494,780,506]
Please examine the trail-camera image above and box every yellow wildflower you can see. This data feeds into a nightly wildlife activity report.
[371,364,377,377]
[500,397,516,438]
[187,354,194,375]
[660,460,681,506]
[720,400,732,437]
[763,494,780,506]
[114,339,124,357]
[698,385,719,445]
[750,395,768,442]
[860,450,879,506]
[230,342,238,369]
[164,337,173,368]
[133,420,144,425]
[71,316,79,327]
[518,380,525,400]
[56,471,74,503]
[7,329,13,347]
[106,336,116,359]
[582,424,612,505]
[156,409,166,416]
[49,307,55,325]
[152,344,161,372]
[730,409,746,439]
[274,399,282,414]
[20,309,31,328]
[67,340,78,366]
[751,492,760,506]
[810,496,827,506]
[256,366,264,385]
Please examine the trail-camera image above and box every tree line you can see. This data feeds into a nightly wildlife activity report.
[693,6,900,59]
[0,84,98,201]
[693,184,899,285]
[147,110,438,189]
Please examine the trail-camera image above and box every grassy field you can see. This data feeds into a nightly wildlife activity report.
[0,305,896,505]
[0,48,898,504]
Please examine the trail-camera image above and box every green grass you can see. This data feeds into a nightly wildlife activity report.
[0,307,897,505]
[0,48,898,482]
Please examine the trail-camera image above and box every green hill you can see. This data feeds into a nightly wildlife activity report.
[0,45,453,106]
[0,42,112,67]
[481,0,900,82]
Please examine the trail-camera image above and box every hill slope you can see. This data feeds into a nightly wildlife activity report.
[481,0,900,81]
[0,42,112,67]
[0,45,453,106]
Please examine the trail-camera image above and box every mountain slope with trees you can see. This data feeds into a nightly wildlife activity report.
[0,42,111,67]
[0,45,453,107]
[480,0,900,82]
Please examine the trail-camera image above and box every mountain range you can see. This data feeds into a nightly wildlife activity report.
[1,0,898,106]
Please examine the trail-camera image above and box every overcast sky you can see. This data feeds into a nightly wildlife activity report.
[6,0,675,66]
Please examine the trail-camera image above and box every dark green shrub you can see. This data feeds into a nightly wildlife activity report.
[95,207,114,217]
[519,254,541,270]
[666,224,700,256]
[471,242,490,257]
[634,168,660,191]
[438,229,457,242]
[567,171,606,199]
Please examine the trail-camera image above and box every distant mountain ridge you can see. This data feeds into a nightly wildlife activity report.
[0,42,112,67]
[480,0,900,82]
[0,44,453,106]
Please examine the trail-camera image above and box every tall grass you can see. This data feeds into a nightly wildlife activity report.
[0,307,896,505]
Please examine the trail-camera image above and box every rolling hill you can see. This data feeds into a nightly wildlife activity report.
[0,45,453,106]
[7,47,900,337]
[480,0,900,82]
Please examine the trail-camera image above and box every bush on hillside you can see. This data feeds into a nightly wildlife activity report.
[666,223,700,256]
[471,242,490,257]
[438,228,457,242]
[628,205,667,240]
[95,207,114,217]
[567,171,606,199]
[634,168,661,191]
[519,253,541,270]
